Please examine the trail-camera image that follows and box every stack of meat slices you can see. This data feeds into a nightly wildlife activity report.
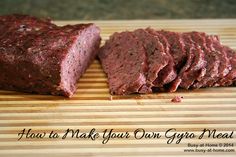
[98,28,236,95]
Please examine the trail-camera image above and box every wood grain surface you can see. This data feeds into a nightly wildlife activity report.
[0,19,236,157]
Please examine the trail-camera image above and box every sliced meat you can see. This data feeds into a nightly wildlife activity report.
[146,28,177,87]
[0,14,101,97]
[187,32,207,81]
[98,32,148,95]
[98,28,236,95]
[179,47,206,89]
[216,46,236,86]
[158,30,187,70]
[209,40,232,87]
[169,33,195,92]
[192,34,221,89]
[179,32,207,89]
[132,29,169,88]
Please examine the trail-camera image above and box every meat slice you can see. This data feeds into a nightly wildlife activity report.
[98,32,148,95]
[179,32,207,89]
[216,46,236,86]
[191,34,221,89]
[158,30,187,70]
[169,33,200,92]
[0,14,101,97]
[187,32,208,82]
[210,41,232,87]
[179,47,206,89]
[132,29,169,88]
[146,28,177,87]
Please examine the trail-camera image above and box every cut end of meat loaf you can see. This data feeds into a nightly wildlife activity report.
[60,24,101,97]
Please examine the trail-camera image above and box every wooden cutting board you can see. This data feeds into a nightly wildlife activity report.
[0,20,236,157]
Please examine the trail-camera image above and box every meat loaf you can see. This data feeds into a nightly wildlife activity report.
[0,14,101,97]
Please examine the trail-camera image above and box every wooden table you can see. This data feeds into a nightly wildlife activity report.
[0,20,236,157]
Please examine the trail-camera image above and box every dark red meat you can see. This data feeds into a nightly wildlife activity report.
[188,32,207,80]
[99,28,235,95]
[210,41,232,87]
[158,30,187,70]
[191,35,221,89]
[146,28,177,87]
[169,34,193,92]
[179,32,207,89]
[98,32,148,95]
[133,29,169,89]
[0,14,101,97]
[169,33,206,92]
[216,46,236,86]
